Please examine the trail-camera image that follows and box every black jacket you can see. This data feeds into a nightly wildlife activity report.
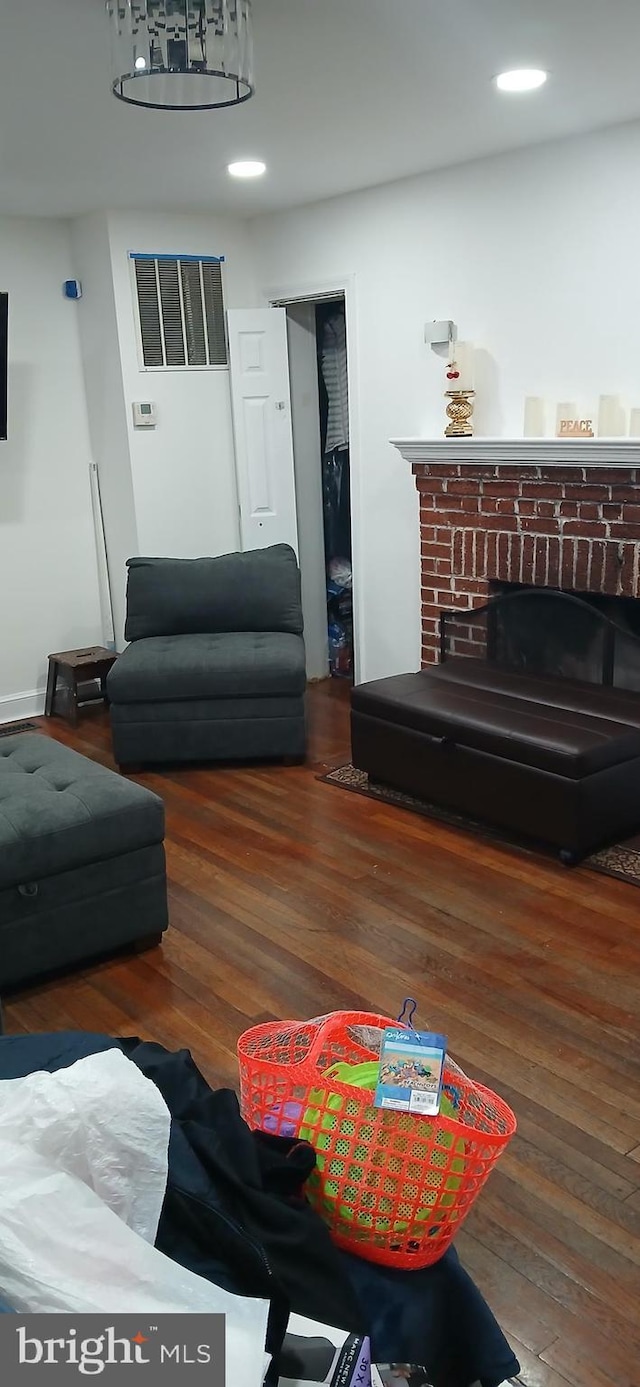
[118,1038,365,1357]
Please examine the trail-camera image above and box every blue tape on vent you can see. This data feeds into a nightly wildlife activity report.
[129,252,225,263]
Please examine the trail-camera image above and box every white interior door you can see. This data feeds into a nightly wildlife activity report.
[227,308,299,554]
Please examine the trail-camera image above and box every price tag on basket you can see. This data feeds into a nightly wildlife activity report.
[374,1028,447,1116]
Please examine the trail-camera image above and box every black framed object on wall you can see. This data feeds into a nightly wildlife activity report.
[0,294,7,440]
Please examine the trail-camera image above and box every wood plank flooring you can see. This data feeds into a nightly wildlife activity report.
[5,681,640,1387]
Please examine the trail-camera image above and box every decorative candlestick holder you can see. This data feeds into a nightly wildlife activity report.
[445,388,475,438]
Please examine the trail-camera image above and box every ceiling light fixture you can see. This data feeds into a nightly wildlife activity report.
[496,68,548,93]
[228,160,266,179]
[107,1,254,111]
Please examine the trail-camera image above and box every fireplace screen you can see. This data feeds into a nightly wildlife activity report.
[439,587,640,691]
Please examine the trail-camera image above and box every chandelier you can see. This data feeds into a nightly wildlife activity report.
[107,1,254,111]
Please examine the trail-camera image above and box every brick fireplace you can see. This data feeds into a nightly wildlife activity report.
[392,439,640,665]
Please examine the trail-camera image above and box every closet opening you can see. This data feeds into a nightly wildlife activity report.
[284,294,354,684]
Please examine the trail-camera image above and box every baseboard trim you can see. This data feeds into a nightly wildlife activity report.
[0,689,45,723]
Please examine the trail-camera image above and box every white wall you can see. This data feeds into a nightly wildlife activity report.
[108,211,258,563]
[250,120,640,682]
[0,217,102,718]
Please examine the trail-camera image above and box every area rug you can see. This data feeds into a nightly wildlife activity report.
[320,763,640,888]
[0,721,37,738]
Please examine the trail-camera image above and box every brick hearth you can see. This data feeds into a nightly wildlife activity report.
[411,458,640,665]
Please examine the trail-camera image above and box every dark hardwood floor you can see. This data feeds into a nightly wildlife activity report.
[6,680,640,1387]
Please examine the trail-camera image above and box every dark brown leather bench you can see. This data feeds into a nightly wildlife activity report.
[351,659,640,861]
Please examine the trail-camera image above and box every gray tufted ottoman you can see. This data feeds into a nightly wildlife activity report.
[0,734,168,991]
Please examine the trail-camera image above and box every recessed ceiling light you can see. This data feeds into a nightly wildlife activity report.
[496,68,548,93]
[134,56,147,70]
[227,160,266,179]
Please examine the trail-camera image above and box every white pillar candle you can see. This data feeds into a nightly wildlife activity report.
[523,397,546,437]
[629,408,640,437]
[598,395,623,437]
[556,402,576,436]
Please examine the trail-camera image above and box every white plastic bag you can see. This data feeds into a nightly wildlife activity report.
[0,1050,170,1241]
[0,1052,269,1385]
[0,1140,269,1384]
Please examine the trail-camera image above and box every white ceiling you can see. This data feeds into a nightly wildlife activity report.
[2,0,640,219]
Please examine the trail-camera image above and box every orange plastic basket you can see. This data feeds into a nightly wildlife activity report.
[238,1010,516,1270]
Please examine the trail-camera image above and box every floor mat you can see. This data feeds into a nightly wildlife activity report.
[320,763,640,887]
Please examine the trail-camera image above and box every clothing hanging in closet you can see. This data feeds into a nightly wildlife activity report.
[321,313,349,455]
[322,451,351,561]
[318,303,353,678]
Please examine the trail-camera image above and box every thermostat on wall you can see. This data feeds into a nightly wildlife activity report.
[132,401,156,428]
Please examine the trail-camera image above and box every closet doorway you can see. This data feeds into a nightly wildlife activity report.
[283,294,354,684]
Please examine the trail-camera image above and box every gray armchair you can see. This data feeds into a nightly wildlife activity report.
[108,544,306,768]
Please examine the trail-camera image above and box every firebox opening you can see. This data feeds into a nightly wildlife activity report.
[487,582,640,691]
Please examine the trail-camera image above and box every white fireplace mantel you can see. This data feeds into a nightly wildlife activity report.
[390,437,640,467]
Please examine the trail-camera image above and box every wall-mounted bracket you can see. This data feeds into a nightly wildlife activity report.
[425,320,457,359]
